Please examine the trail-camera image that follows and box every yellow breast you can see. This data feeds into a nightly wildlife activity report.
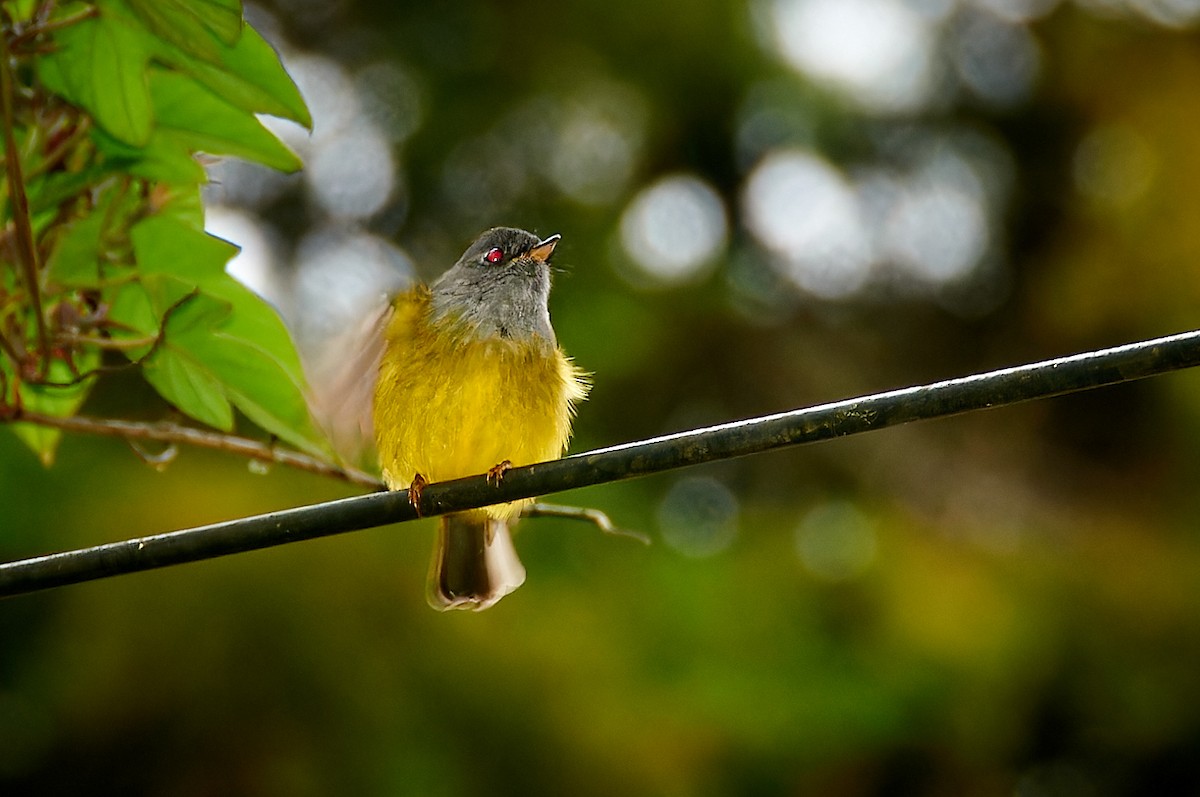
[373,286,588,519]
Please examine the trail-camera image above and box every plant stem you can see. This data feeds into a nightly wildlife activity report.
[9,408,385,488]
[0,28,49,376]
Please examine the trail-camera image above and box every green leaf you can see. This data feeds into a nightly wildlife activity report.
[26,168,107,216]
[33,39,69,95]
[145,346,235,430]
[41,178,143,288]
[130,215,238,282]
[203,274,307,386]
[122,0,243,63]
[195,324,329,457]
[11,354,99,466]
[150,184,208,229]
[149,69,303,173]
[45,212,106,288]
[162,274,326,455]
[150,25,311,127]
[111,228,328,455]
[6,0,40,22]
[39,12,153,145]
[107,279,160,349]
[140,292,236,431]
[108,281,236,429]
[137,281,327,455]
[89,14,152,144]
[91,127,208,185]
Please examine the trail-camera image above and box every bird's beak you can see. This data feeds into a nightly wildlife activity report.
[527,234,560,263]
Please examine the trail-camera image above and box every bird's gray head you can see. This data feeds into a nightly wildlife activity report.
[431,227,560,344]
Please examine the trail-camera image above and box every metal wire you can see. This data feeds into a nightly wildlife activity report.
[5,328,1200,598]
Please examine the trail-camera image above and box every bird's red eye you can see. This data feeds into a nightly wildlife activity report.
[484,247,504,264]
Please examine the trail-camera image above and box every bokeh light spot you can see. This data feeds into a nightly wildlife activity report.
[538,82,648,206]
[548,115,637,205]
[204,158,295,210]
[795,500,877,581]
[619,174,728,285]
[292,228,414,350]
[1129,0,1200,27]
[769,0,938,113]
[658,476,740,558]
[970,0,1061,23]
[353,61,425,144]
[883,179,989,283]
[306,125,396,220]
[952,10,1042,108]
[285,54,361,145]
[743,149,873,298]
[1073,123,1157,207]
[204,205,282,305]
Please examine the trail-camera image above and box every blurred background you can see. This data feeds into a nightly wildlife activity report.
[5,0,1200,793]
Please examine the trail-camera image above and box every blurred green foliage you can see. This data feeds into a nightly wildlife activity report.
[6,1,1200,795]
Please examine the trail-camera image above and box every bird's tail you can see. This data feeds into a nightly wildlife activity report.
[427,513,526,611]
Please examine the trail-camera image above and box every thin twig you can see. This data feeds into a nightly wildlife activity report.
[0,29,49,375]
[9,5,98,50]
[9,409,383,488]
[524,502,651,544]
[4,327,1200,598]
[25,113,89,180]
[53,331,158,351]
[34,289,200,388]
[0,324,24,369]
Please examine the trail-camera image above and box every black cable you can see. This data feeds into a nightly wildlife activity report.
[4,328,1200,598]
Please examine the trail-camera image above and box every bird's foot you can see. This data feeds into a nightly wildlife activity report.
[408,473,428,516]
[487,460,512,486]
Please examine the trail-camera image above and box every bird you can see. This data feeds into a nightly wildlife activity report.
[371,227,589,611]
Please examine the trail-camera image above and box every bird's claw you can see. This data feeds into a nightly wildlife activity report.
[487,460,512,486]
[408,473,428,516]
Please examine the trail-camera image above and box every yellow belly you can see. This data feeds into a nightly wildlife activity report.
[373,287,588,519]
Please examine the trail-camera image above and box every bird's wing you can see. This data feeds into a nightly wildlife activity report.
[305,298,394,470]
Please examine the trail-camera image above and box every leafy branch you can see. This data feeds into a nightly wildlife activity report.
[4,327,1200,597]
[0,0,329,471]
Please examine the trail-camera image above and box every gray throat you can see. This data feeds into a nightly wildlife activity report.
[430,261,556,345]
